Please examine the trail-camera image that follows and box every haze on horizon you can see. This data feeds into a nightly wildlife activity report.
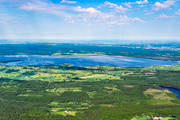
[0,0,180,41]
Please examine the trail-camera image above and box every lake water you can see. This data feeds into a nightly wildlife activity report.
[160,86,180,100]
[0,55,178,67]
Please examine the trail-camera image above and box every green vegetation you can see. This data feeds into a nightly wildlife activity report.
[0,43,180,61]
[0,64,180,120]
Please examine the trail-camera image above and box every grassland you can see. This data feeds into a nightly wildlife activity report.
[0,64,180,120]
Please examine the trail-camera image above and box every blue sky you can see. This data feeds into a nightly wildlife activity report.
[0,0,180,41]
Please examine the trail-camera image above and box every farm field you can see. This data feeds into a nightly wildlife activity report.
[0,64,180,120]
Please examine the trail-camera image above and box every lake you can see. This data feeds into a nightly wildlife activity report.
[0,55,178,67]
[160,86,180,100]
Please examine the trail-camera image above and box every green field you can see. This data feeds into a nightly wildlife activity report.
[0,64,180,120]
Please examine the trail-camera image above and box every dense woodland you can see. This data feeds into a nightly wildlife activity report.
[0,65,180,120]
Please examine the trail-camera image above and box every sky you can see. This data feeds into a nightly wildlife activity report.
[0,0,180,41]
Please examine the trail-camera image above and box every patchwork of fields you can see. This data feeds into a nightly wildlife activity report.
[0,65,180,120]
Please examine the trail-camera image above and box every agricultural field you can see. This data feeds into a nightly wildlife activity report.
[0,64,180,120]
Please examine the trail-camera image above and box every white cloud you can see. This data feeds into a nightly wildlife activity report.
[20,1,75,23]
[20,1,99,14]
[20,1,144,25]
[104,1,127,13]
[154,0,175,10]
[158,14,174,18]
[136,0,149,4]
[123,0,149,8]
[61,0,77,4]
[176,9,180,15]
[104,1,117,8]
[20,1,67,11]
[73,6,100,14]
[124,2,132,8]
[108,16,144,25]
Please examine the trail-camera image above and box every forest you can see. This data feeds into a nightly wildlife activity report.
[0,64,180,120]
